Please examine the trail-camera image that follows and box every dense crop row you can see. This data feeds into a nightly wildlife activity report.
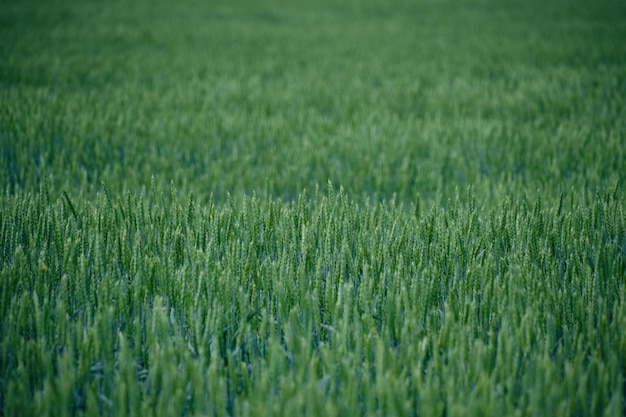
[1,183,624,416]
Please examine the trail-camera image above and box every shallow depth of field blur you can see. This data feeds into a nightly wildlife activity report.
[1,0,625,415]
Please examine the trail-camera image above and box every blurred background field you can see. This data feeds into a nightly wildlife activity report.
[2,0,624,205]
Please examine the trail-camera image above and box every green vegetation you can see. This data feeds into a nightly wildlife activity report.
[1,0,625,415]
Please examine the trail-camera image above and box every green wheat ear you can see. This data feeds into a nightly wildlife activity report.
[63,191,80,223]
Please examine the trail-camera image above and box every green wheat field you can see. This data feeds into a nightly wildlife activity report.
[1,0,625,415]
